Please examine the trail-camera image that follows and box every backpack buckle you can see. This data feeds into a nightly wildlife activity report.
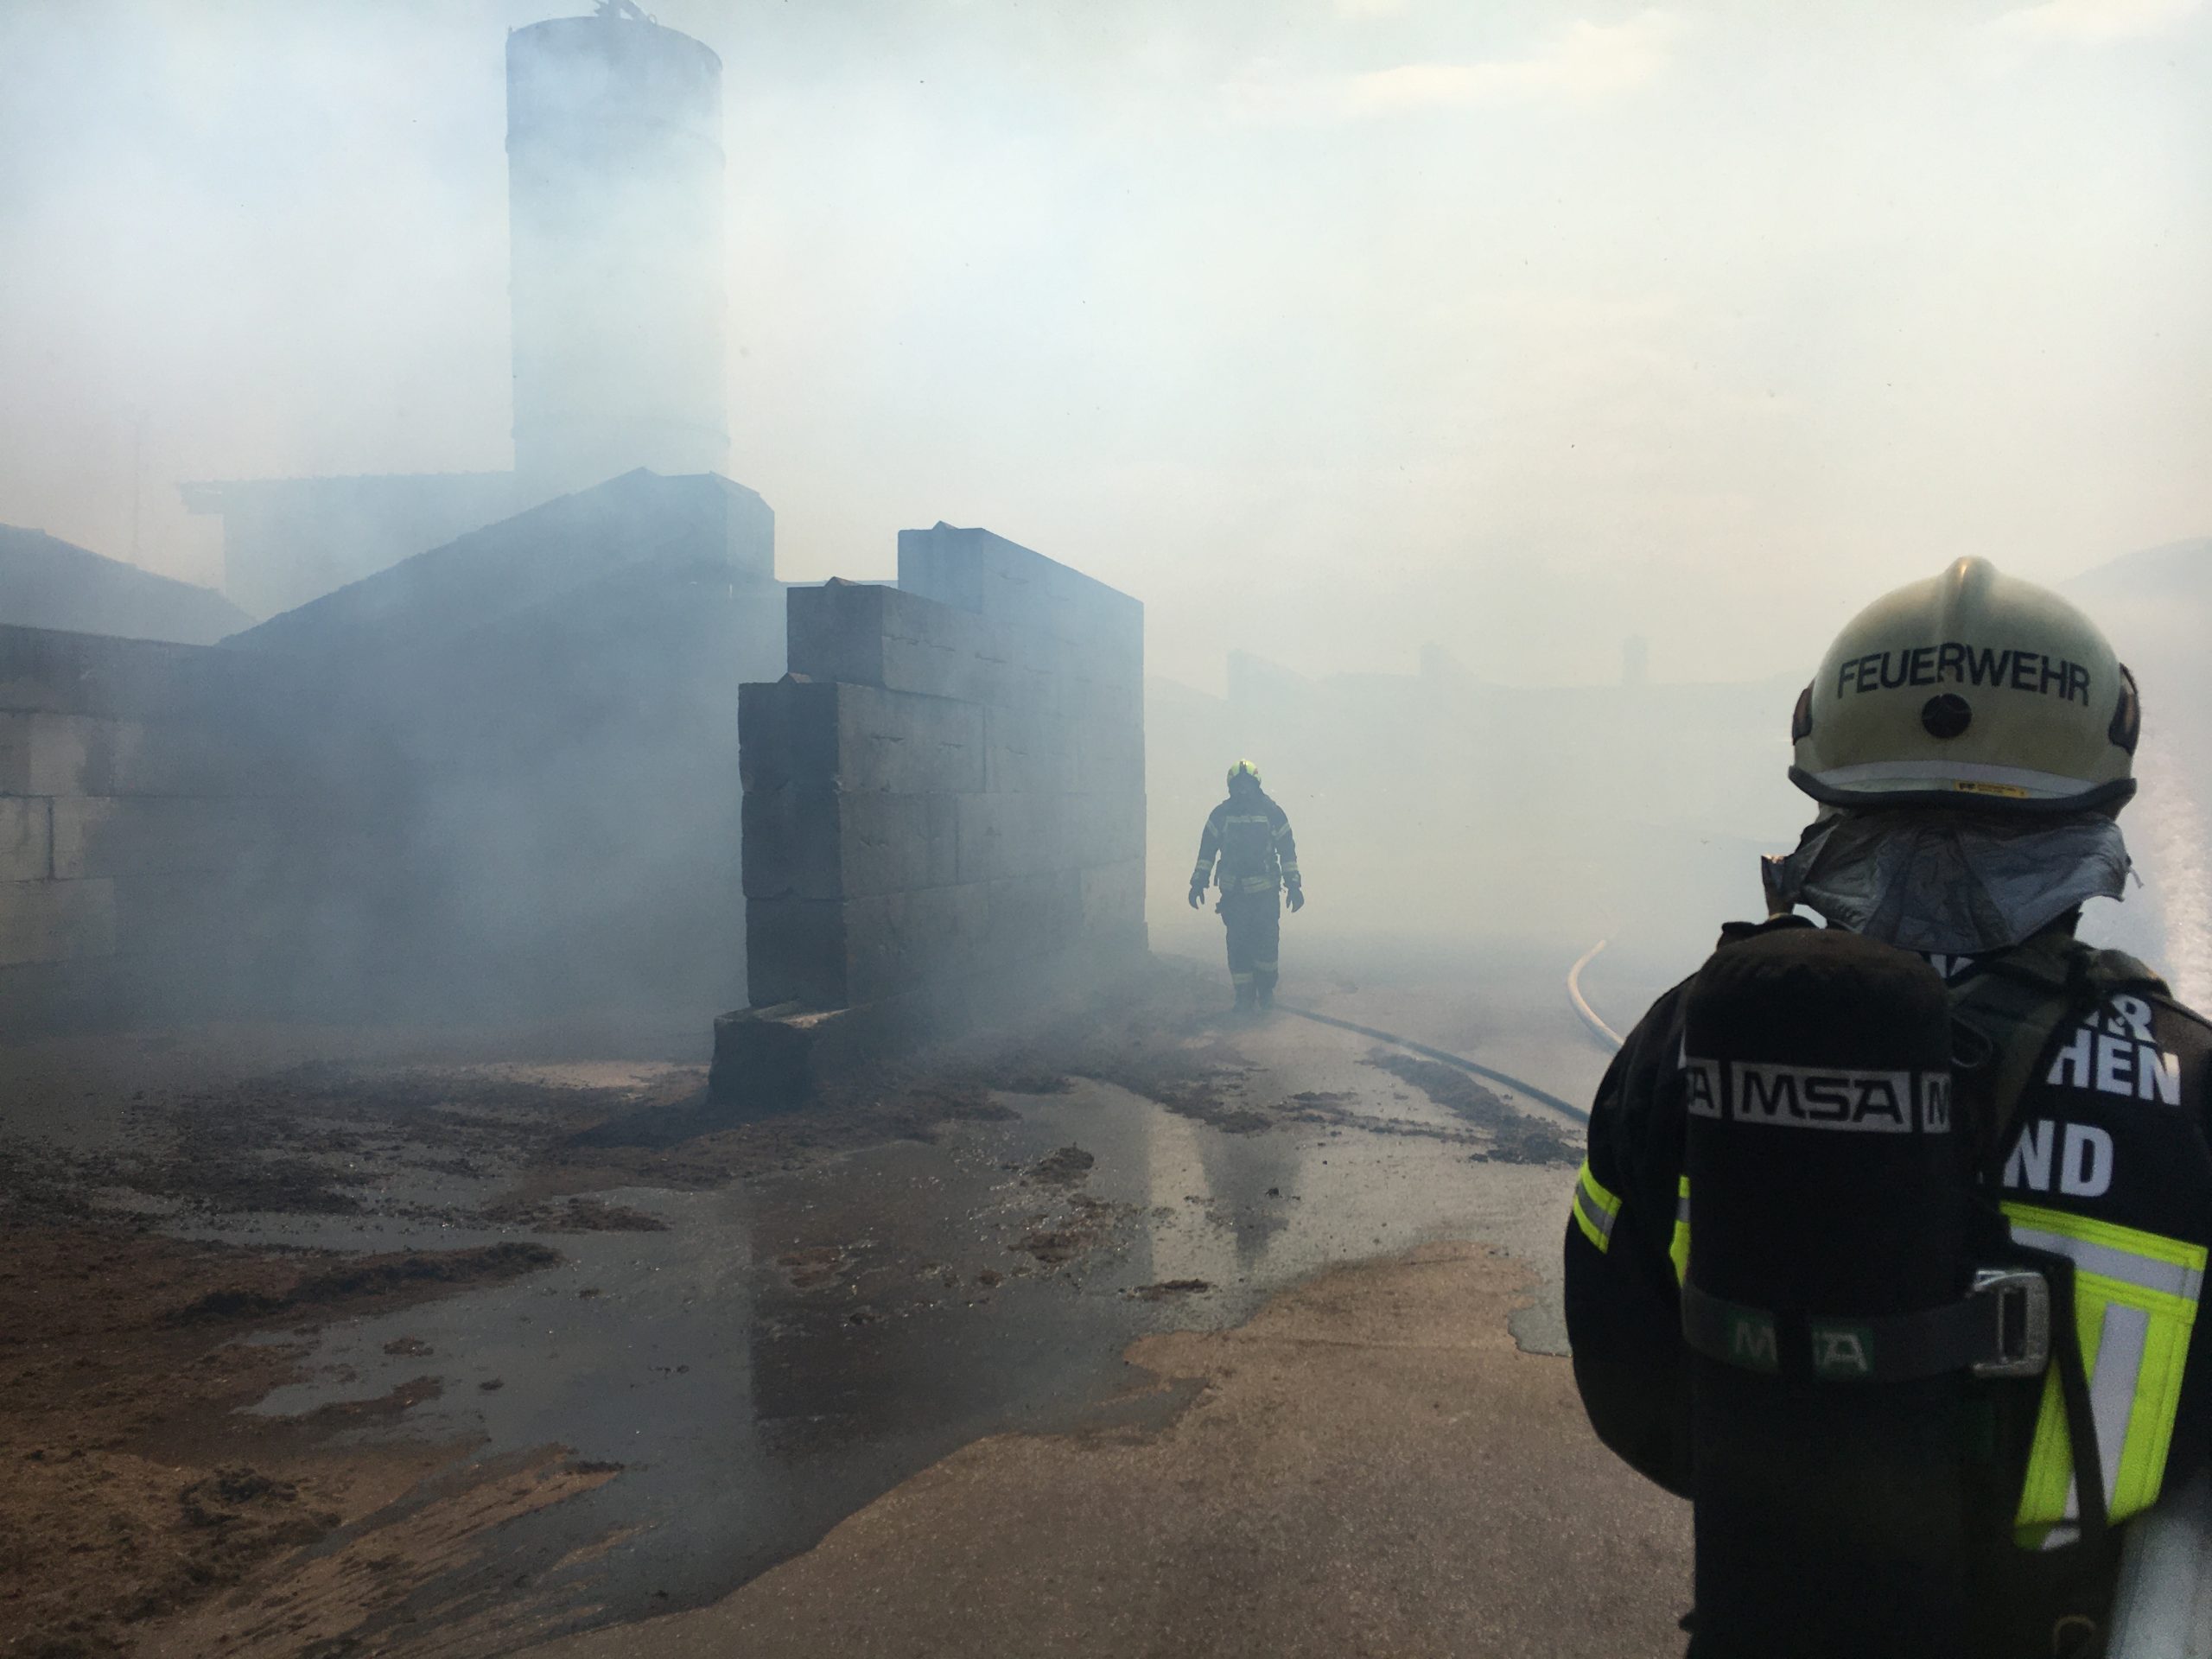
[1970,1268,2050,1379]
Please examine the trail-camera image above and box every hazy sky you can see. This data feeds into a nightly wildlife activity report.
[1,0,2206,689]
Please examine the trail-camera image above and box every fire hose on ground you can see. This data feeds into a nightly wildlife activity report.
[1567,939,1625,1052]
[1272,1003,1590,1126]
[1273,938,1630,1128]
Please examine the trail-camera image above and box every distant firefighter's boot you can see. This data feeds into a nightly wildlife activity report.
[1234,980,1256,1013]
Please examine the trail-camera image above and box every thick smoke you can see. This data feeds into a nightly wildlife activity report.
[2,2,2209,1030]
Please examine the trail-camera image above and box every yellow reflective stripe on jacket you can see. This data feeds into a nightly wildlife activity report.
[1573,1160,1623,1253]
[2002,1200,2206,1548]
[1191,814,1220,886]
[1669,1175,1690,1287]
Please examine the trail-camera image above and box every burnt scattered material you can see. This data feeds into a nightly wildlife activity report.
[478,1195,670,1233]
[174,1243,560,1325]
[1025,1145,1096,1186]
[1019,1195,1123,1266]
[1129,1279,1213,1301]
[1362,1050,1580,1166]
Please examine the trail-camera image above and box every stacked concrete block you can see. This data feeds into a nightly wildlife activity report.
[0,624,302,1020]
[0,798,50,883]
[725,528,1144,1093]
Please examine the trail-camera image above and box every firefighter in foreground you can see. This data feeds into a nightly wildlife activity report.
[1189,760,1304,1011]
[1566,558,2212,1658]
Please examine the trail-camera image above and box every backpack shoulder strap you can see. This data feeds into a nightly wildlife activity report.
[1948,937,2168,1170]
[2086,946,2166,993]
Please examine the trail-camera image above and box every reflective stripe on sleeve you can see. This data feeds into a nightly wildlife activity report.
[1573,1160,1623,1254]
[2003,1200,2206,1547]
[1669,1175,1690,1287]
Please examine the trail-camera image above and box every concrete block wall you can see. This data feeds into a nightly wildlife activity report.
[2,473,794,1037]
[0,624,300,1025]
[741,525,1145,1013]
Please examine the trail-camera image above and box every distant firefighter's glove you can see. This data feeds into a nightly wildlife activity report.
[1286,882,1306,913]
[1187,884,1206,909]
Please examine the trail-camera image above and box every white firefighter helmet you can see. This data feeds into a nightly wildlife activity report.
[1790,557,2139,815]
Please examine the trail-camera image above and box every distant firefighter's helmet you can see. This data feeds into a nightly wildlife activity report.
[1226,760,1263,791]
[1790,557,2139,816]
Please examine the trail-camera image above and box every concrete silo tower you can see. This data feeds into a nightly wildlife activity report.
[506,2,729,495]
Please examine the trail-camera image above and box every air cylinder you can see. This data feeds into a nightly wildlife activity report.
[1682,926,1971,1658]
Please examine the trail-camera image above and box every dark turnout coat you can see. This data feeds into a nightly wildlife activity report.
[1190,789,1300,896]
[1565,915,2212,1653]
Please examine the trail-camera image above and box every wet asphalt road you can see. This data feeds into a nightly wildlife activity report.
[520,999,1692,1659]
[530,1240,1689,1659]
[204,958,1691,1656]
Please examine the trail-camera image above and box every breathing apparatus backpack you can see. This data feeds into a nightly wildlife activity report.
[1677,921,2164,1659]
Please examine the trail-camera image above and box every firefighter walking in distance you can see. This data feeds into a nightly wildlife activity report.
[1189,760,1304,1012]
[1565,558,2212,1658]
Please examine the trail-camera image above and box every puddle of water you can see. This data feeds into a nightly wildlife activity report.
[233,1073,1575,1650]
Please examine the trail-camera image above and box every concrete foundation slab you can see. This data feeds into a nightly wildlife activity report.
[709,941,1152,1109]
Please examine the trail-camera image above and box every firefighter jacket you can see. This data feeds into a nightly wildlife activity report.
[1192,790,1300,897]
[1565,916,2212,1644]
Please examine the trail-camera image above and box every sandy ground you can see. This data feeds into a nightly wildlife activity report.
[0,1225,597,1659]
[531,1240,1690,1659]
[0,1021,1027,1657]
